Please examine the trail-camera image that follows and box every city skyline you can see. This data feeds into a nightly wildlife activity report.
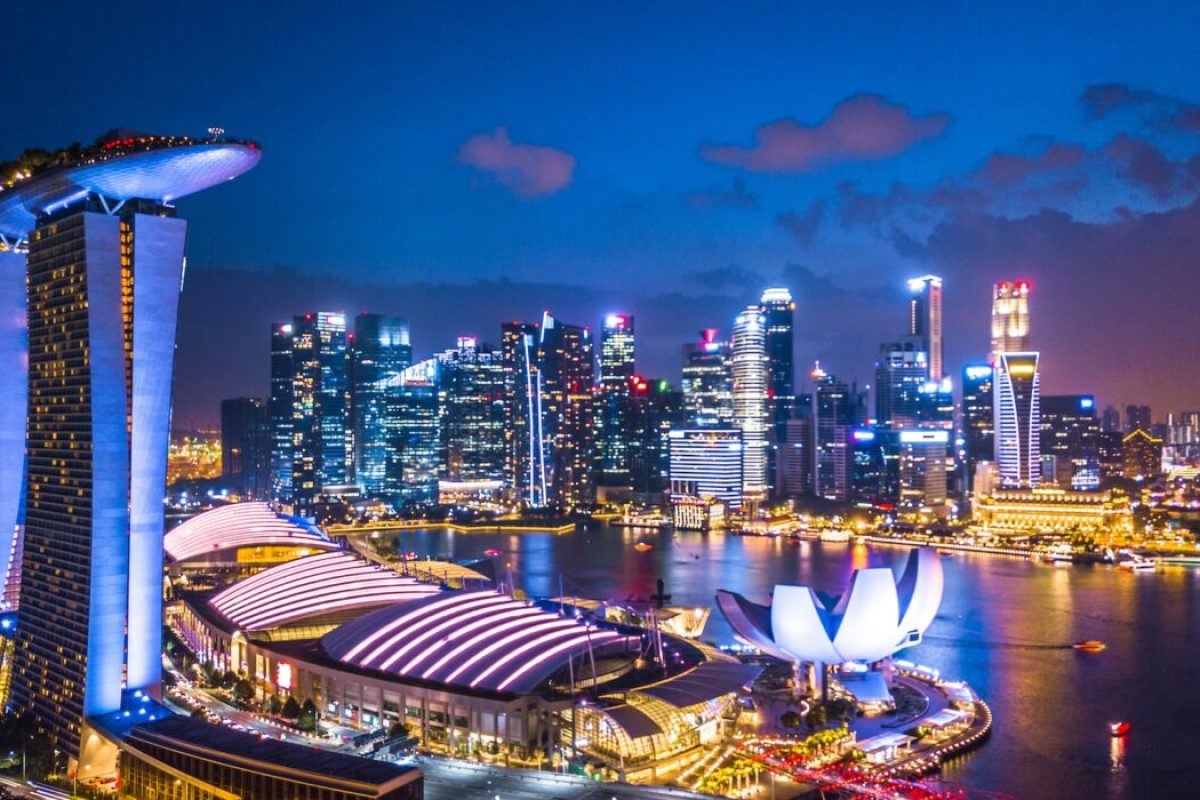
[4,2,1198,424]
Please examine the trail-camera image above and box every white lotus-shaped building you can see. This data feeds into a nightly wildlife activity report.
[716,547,943,664]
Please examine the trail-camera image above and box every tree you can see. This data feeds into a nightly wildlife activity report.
[220,670,239,690]
[298,698,319,732]
[780,711,802,729]
[281,696,301,720]
[233,678,255,706]
[388,720,409,739]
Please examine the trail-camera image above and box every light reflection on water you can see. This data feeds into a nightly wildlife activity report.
[387,525,1200,798]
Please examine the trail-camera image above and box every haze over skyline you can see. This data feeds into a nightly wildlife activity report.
[7,1,1200,426]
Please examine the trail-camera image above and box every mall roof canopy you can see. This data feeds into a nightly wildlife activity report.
[322,590,637,695]
[598,704,664,740]
[636,660,760,709]
[209,551,441,633]
[165,502,338,564]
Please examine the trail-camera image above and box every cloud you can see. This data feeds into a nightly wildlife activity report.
[1081,83,1200,134]
[684,178,760,210]
[970,142,1086,187]
[685,265,764,291]
[777,200,826,247]
[457,127,576,198]
[699,93,950,173]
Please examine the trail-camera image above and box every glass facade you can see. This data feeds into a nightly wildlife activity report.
[290,312,348,514]
[681,329,732,429]
[350,313,412,497]
[220,397,270,500]
[269,321,294,501]
[437,337,505,482]
[383,359,442,505]
[731,307,769,503]
[596,314,635,488]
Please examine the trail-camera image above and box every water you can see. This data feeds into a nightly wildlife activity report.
[387,524,1200,798]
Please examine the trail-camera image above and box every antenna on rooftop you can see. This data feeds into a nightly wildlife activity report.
[207,127,225,141]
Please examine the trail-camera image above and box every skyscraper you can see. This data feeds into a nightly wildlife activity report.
[961,363,995,489]
[681,329,732,428]
[874,342,929,427]
[438,336,506,482]
[350,313,412,497]
[1125,404,1152,433]
[1039,395,1100,489]
[382,358,443,504]
[731,306,770,503]
[907,275,943,381]
[628,377,683,498]
[220,397,270,500]
[994,352,1041,488]
[990,280,1030,364]
[811,365,867,502]
[596,313,635,488]
[501,321,542,506]
[269,322,295,502]
[538,313,595,510]
[760,288,796,439]
[290,312,349,514]
[0,132,259,761]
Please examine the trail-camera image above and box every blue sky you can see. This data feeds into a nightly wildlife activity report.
[7,1,1200,424]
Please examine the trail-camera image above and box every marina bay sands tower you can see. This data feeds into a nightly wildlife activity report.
[0,132,260,760]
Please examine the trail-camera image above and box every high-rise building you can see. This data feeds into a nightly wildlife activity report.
[681,329,732,428]
[731,306,770,503]
[669,429,744,509]
[990,280,1030,364]
[1098,431,1125,481]
[382,359,443,504]
[961,364,995,490]
[1125,404,1152,434]
[0,133,259,762]
[1039,395,1100,489]
[350,313,412,497]
[269,322,295,502]
[760,288,796,439]
[898,430,950,511]
[597,313,636,488]
[1101,405,1122,433]
[875,342,929,427]
[994,352,1041,488]
[847,428,898,509]
[1122,428,1163,481]
[501,321,541,506]
[220,398,270,500]
[538,313,595,510]
[290,312,349,514]
[811,365,866,502]
[628,377,684,499]
[907,275,943,381]
[438,337,506,482]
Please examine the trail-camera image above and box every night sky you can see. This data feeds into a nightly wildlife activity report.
[7,2,1200,428]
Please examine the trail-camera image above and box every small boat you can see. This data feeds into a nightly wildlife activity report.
[1110,721,1131,736]
[1073,640,1106,653]
[633,541,654,552]
[819,530,851,543]
[484,548,502,557]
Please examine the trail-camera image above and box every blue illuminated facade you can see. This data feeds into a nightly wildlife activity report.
[0,135,260,765]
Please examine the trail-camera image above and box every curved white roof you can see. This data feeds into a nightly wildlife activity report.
[165,502,338,563]
[209,551,440,632]
[717,547,943,664]
[322,591,635,694]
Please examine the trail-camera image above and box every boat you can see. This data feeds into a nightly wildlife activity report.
[633,541,654,552]
[819,529,852,543]
[484,548,502,557]
[1116,555,1157,572]
[1110,721,1131,736]
[1073,640,1106,653]
[1043,545,1074,564]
